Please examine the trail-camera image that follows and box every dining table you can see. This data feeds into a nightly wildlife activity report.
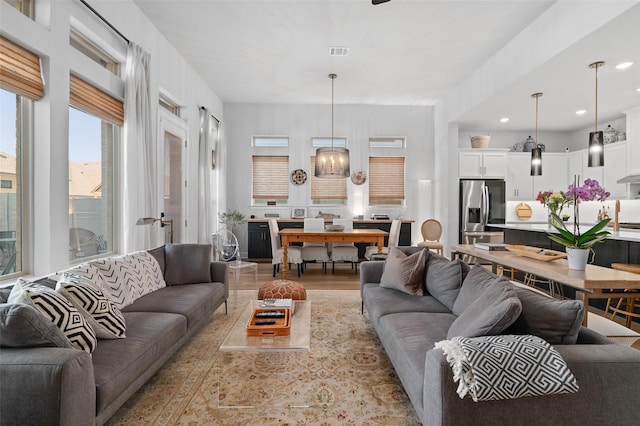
[451,244,640,326]
[278,228,388,279]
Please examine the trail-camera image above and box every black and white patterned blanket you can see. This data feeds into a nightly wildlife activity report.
[435,334,579,402]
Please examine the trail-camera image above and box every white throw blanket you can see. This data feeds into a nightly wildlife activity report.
[435,334,579,402]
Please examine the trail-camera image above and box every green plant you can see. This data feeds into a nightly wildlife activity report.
[218,209,245,233]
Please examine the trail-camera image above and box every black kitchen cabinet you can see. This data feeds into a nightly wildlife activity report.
[247,222,272,259]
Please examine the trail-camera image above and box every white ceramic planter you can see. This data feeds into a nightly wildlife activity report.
[566,247,590,270]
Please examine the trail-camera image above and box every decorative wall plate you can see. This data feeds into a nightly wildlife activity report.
[350,170,367,185]
[290,169,307,185]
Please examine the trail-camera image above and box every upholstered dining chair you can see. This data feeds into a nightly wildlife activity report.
[301,218,330,273]
[268,219,302,277]
[329,218,359,273]
[416,219,444,255]
[364,219,401,260]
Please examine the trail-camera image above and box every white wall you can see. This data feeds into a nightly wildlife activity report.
[0,0,223,277]
[223,103,434,254]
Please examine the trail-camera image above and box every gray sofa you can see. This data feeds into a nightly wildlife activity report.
[360,246,640,426]
[0,243,228,426]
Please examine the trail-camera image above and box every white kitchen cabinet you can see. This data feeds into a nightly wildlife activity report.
[566,149,603,187]
[458,149,507,178]
[533,153,568,195]
[603,142,627,198]
[506,153,533,200]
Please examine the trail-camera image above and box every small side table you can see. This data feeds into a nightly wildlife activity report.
[228,260,258,305]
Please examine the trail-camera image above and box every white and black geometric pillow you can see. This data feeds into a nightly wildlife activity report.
[8,279,97,353]
[56,273,126,339]
[89,255,135,308]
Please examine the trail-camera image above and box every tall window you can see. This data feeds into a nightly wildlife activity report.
[310,156,347,204]
[252,155,289,204]
[69,75,123,261]
[369,157,405,205]
[3,0,34,19]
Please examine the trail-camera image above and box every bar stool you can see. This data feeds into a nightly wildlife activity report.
[606,264,640,328]
[523,272,564,299]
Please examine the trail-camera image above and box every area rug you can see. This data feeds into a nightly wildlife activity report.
[106,290,421,425]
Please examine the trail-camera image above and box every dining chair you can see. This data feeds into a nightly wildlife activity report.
[329,218,359,273]
[268,219,302,277]
[301,218,330,273]
[364,219,401,260]
[605,263,640,328]
[416,219,444,255]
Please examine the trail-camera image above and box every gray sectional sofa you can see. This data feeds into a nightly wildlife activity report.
[0,243,228,426]
[360,246,640,426]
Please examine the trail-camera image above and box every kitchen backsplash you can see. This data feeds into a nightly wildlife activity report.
[506,199,640,225]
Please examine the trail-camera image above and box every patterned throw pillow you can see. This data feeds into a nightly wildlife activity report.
[379,246,427,296]
[8,279,97,353]
[56,273,126,339]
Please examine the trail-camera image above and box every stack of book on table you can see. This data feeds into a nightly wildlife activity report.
[473,242,508,251]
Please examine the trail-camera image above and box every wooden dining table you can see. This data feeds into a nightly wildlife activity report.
[451,244,640,326]
[278,228,388,279]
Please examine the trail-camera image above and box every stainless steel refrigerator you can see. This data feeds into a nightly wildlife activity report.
[459,179,506,243]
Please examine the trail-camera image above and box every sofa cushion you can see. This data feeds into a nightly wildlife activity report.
[447,278,521,339]
[147,245,166,275]
[56,273,127,339]
[380,247,427,296]
[505,283,584,344]
[0,303,73,349]
[164,244,212,285]
[8,279,97,353]
[451,266,498,316]
[425,258,468,311]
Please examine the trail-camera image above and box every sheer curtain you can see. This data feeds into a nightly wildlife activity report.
[216,122,228,233]
[122,42,156,253]
[198,108,218,243]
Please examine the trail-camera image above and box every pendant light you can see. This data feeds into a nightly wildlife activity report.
[314,74,350,178]
[530,92,543,176]
[588,61,604,167]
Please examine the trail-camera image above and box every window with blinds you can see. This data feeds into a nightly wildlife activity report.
[310,156,347,204]
[0,35,44,100]
[252,155,289,203]
[369,156,405,205]
[70,74,124,126]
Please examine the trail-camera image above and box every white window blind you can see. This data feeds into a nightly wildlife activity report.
[252,155,289,200]
[310,156,347,201]
[369,156,405,202]
[70,74,124,126]
[0,35,44,100]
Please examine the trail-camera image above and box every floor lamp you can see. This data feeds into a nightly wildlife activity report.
[136,212,174,243]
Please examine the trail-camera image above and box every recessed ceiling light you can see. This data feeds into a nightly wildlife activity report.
[576,109,587,115]
[500,117,509,123]
[616,62,633,70]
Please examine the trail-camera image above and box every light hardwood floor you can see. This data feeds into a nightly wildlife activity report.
[229,260,361,291]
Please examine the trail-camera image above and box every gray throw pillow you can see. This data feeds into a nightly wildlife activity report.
[425,258,468,311]
[0,303,73,349]
[447,278,522,339]
[505,283,584,345]
[147,245,166,275]
[452,265,498,316]
[380,246,427,296]
[164,244,212,285]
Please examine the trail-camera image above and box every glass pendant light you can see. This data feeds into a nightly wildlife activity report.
[588,61,604,167]
[314,74,350,178]
[530,92,543,176]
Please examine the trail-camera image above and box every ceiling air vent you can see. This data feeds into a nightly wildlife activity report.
[329,46,349,57]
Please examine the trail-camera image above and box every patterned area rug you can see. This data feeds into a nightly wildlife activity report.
[106,290,421,425]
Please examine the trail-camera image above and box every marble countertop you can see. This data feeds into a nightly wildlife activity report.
[491,223,640,243]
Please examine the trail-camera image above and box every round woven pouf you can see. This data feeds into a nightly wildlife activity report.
[258,279,307,300]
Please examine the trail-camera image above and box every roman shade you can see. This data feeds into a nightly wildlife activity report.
[369,156,405,201]
[0,35,44,100]
[252,155,289,200]
[70,74,124,126]
[310,156,347,200]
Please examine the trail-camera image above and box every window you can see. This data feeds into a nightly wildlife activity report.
[253,136,289,147]
[159,95,181,116]
[369,157,405,205]
[311,137,346,148]
[69,75,123,261]
[369,137,405,148]
[0,180,11,189]
[252,155,289,204]
[70,30,120,75]
[310,156,347,204]
[3,0,34,19]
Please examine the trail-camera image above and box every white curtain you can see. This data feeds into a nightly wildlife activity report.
[216,122,228,234]
[122,42,156,253]
[198,108,218,243]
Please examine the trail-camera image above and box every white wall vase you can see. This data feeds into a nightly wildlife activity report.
[566,247,590,270]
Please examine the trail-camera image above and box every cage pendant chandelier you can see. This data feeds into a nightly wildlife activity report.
[315,73,350,178]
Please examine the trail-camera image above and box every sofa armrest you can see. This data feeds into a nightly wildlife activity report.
[424,344,640,426]
[0,347,96,426]
[359,260,385,300]
[210,261,229,297]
